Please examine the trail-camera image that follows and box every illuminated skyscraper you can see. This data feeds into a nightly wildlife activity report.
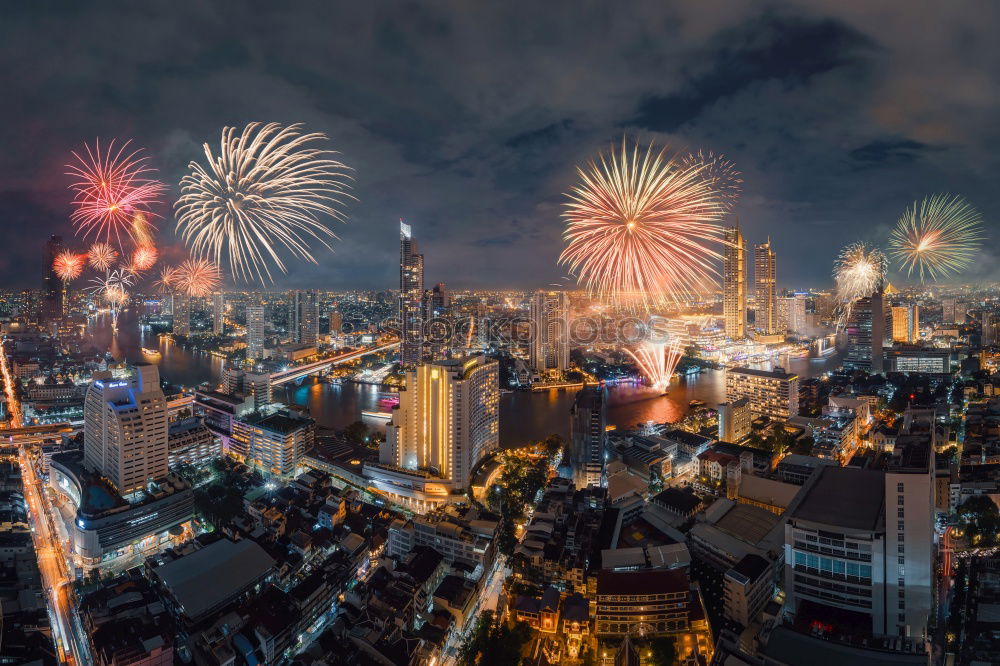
[381,356,499,490]
[399,221,424,366]
[42,235,65,320]
[754,239,777,335]
[846,290,885,373]
[173,294,191,336]
[723,222,747,339]
[289,290,319,346]
[529,290,570,375]
[84,363,168,496]
[212,292,225,335]
[247,304,265,360]
[570,386,607,488]
[891,305,920,343]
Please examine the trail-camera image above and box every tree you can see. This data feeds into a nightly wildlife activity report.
[648,637,677,666]
[344,420,370,445]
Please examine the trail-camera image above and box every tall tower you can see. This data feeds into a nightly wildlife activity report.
[723,223,747,339]
[846,289,885,373]
[529,290,570,375]
[399,221,425,366]
[83,363,168,496]
[754,239,777,335]
[212,292,225,335]
[381,356,499,489]
[299,291,319,346]
[173,294,191,336]
[571,386,607,488]
[42,235,65,320]
[246,305,265,360]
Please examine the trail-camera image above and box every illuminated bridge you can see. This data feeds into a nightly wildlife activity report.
[268,341,400,386]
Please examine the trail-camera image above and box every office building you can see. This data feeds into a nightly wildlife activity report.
[427,282,449,317]
[376,357,499,509]
[845,291,885,373]
[941,297,959,324]
[570,386,607,488]
[983,313,1000,346]
[173,294,191,336]
[718,397,752,442]
[84,364,169,496]
[891,305,920,343]
[289,290,319,345]
[42,234,65,320]
[212,292,225,335]
[754,239,777,335]
[725,367,799,420]
[529,290,570,375]
[723,222,747,339]
[222,367,272,409]
[399,221,425,366]
[231,409,315,479]
[723,553,773,628]
[329,310,343,336]
[246,304,265,360]
[784,414,933,640]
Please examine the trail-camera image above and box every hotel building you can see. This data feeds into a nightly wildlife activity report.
[725,367,799,421]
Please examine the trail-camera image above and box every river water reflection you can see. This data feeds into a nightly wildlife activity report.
[94,312,842,448]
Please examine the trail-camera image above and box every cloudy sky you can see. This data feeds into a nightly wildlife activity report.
[2,1,999,290]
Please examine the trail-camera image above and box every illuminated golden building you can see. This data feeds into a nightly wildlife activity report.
[723,222,747,339]
[381,356,499,490]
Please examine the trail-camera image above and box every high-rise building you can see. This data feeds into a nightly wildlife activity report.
[570,386,607,488]
[891,305,920,343]
[940,297,957,325]
[212,292,225,335]
[846,291,885,372]
[428,283,449,317]
[381,356,499,491]
[173,294,191,336]
[399,221,425,367]
[529,290,570,375]
[84,363,169,496]
[231,410,315,479]
[784,409,933,641]
[223,367,272,409]
[289,290,319,346]
[723,223,747,339]
[983,313,1000,347]
[718,397,752,442]
[329,310,343,336]
[246,305,265,360]
[754,240,777,335]
[725,367,799,420]
[42,235,65,320]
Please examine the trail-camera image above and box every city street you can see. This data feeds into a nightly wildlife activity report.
[1,348,90,664]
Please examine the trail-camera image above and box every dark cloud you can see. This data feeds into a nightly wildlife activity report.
[1,1,999,290]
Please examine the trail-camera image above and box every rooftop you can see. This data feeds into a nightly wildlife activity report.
[152,538,275,620]
[792,466,885,531]
[597,569,689,596]
[728,366,798,381]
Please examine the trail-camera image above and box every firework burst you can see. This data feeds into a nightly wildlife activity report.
[131,212,155,247]
[131,245,158,272]
[87,268,135,330]
[834,242,887,303]
[889,193,985,281]
[175,122,354,284]
[625,339,684,393]
[680,150,743,212]
[174,258,222,297]
[66,139,165,245]
[559,139,727,311]
[53,250,85,281]
[153,266,179,293]
[88,243,118,271]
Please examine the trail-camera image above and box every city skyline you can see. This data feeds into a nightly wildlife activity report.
[2,3,999,290]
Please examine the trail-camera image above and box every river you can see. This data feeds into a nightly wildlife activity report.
[91,312,842,448]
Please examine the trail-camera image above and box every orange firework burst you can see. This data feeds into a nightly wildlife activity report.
[175,258,222,297]
[625,339,683,393]
[88,242,118,271]
[131,212,155,246]
[131,245,158,271]
[559,139,728,310]
[153,266,179,293]
[53,250,85,281]
[66,139,165,245]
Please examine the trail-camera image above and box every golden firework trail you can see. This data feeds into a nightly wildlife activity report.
[889,193,984,281]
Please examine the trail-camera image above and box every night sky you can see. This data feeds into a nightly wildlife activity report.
[2,2,999,290]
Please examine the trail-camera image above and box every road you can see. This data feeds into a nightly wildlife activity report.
[1,346,90,664]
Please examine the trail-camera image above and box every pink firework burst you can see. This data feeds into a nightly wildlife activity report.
[66,138,166,245]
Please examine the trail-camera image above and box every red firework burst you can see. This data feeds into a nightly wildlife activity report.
[66,139,166,245]
[53,250,85,281]
[175,258,222,297]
